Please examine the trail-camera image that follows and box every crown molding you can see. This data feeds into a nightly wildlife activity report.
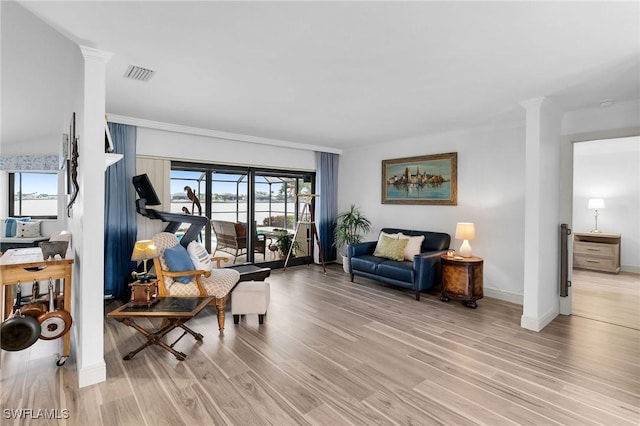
[519,96,546,110]
[79,45,114,63]
[106,114,342,155]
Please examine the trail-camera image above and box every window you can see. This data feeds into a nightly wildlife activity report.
[9,172,58,218]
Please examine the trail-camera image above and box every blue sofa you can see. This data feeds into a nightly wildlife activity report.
[347,227,451,300]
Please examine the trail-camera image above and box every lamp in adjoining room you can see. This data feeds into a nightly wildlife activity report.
[131,240,159,282]
[455,222,476,258]
[588,198,605,233]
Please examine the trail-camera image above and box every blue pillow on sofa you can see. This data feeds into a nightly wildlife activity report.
[163,245,195,284]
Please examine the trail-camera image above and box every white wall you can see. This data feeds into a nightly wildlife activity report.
[1,2,110,387]
[0,1,82,237]
[1,1,80,155]
[339,121,527,304]
[1,5,82,266]
[137,127,317,171]
[133,126,319,241]
[572,136,640,272]
[562,100,640,136]
[520,98,563,331]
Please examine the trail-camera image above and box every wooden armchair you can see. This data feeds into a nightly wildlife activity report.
[151,232,240,331]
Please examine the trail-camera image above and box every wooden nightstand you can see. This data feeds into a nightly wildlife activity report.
[573,232,620,274]
[440,255,483,308]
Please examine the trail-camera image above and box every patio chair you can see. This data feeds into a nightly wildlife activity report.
[210,220,266,263]
[151,232,240,331]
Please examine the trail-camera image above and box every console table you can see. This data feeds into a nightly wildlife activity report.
[0,247,74,365]
[573,232,621,274]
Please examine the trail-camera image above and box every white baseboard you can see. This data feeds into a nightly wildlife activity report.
[520,305,559,332]
[621,265,640,274]
[73,324,106,387]
[483,287,523,305]
[78,361,106,388]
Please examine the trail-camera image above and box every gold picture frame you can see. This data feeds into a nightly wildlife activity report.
[382,152,457,205]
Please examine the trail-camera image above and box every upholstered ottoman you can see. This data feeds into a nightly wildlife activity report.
[231,281,270,324]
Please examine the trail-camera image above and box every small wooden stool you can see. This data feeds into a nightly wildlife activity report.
[231,281,270,324]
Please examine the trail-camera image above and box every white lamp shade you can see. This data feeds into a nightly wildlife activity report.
[131,240,159,261]
[455,222,476,240]
[588,199,605,209]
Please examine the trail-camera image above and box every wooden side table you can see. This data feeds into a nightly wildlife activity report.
[440,255,483,308]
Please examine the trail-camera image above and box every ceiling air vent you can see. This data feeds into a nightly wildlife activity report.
[124,65,155,82]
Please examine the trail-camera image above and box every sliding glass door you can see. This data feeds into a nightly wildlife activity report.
[253,173,315,263]
[171,162,314,268]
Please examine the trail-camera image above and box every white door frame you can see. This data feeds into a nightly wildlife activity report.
[559,127,640,315]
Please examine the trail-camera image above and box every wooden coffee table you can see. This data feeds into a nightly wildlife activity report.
[107,296,214,361]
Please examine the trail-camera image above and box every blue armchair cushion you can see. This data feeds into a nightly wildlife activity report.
[164,244,195,284]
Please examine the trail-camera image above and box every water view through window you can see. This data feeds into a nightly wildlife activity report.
[10,172,58,218]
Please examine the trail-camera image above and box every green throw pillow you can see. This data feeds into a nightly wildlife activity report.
[373,234,409,261]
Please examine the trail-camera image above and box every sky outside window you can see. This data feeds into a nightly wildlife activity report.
[17,172,58,196]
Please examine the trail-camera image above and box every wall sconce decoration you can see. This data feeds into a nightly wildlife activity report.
[67,112,79,217]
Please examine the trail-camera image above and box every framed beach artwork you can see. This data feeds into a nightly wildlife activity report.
[382,152,457,205]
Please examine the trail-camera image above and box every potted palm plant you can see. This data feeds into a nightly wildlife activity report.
[334,204,371,272]
[273,231,300,259]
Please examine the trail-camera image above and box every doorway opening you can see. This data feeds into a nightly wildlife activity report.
[571,136,640,330]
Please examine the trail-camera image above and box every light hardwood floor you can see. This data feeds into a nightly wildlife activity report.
[571,268,640,330]
[1,264,639,425]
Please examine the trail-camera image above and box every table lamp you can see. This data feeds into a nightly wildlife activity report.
[131,240,159,282]
[588,198,605,233]
[455,222,476,258]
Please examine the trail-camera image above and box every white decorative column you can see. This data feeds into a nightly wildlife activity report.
[74,45,113,387]
[520,97,563,332]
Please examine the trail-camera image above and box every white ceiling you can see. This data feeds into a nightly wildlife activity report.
[16,1,640,151]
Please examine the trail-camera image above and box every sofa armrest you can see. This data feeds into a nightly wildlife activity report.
[348,241,377,258]
[413,250,448,291]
